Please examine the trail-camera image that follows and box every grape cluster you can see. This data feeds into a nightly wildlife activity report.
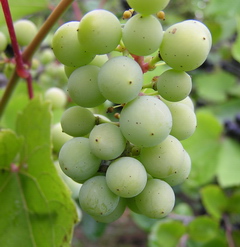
[52,0,212,223]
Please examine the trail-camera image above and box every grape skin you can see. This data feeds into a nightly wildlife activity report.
[163,150,191,186]
[106,157,148,198]
[59,137,101,183]
[0,32,8,52]
[122,14,163,56]
[98,56,143,104]
[135,178,175,219]
[159,20,212,71]
[89,123,126,160]
[79,176,120,216]
[126,0,170,15]
[68,65,106,108]
[157,69,192,102]
[140,135,185,179]
[119,96,172,147]
[51,21,95,67]
[60,106,96,137]
[78,9,122,54]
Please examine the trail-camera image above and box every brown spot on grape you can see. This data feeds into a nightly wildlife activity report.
[151,133,154,136]
[171,28,177,34]
[95,139,99,142]
[203,37,206,40]
[129,81,132,84]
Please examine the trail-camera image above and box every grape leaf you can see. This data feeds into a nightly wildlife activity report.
[0,97,78,247]
[217,138,240,188]
[149,220,186,247]
[181,110,223,187]
[200,185,228,220]
[0,129,23,169]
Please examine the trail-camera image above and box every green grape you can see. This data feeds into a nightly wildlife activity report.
[126,197,142,214]
[106,157,148,198]
[51,123,72,153]
[98,56,143,104]
[61,106,96,137]
[14,19,37,46]
[79,176,120,216]
[64,65,76,78]
[163,150,191,186]
[140,135,185,179]
[0,31,8,52]
[119,96,172,147]
[44,87,67,109]
[68,65,106,107]
[51,21,95,67]
[122,14,163,56]
[160,20,212,71]
[167,102,197,140]
[59,137,101,183]
[89,123,126,160]
[92,198,126,223]
[89,54,109,67]
[178,96,194,110]
[39,48,55,65]
[157,69,192,102]
[135,178,175,219]
[78,9,122,54]
[126,0,170,15]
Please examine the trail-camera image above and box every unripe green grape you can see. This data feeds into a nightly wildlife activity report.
[92,198,126,223]
[119,96,172,147]
[135,178,175,219]
[168,102,197,140]
[59,137,101,183]
[89,54,109,67]
[163,150,191,186]
[122,14,163,56]
[126,0,170,15]
[106,157,148,198]
[98,56,143,104]
[89,123,126,160]
[79,176,120,216]
[0,31,8,52]
[14,19,38,46]
[68,65,106,107]
[64,65,76,78]
[51,123,72,153]
[140,135,185,179]
[61,106,96,137]
[44,87,67,109]
[126,197,142,214]
[160,20,212,71]
[157,69,192,102]
[51,21,95,67]
[78,9,122,54]
[39,48,55,65]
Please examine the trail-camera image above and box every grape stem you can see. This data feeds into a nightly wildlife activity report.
[0,0,74,119]
[0,0,33,98]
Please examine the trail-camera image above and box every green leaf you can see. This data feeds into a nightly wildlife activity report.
[0,129,23,169]
[149,219,186,247]
[227,189,240,214]
[0,0,48,26]
[200,185,228,220]
[187,216,220,243]
[231,16,240,63]
[0,97,78,247]
[181,110,223,187]
[193,70,236,103]
[217,138,240,188]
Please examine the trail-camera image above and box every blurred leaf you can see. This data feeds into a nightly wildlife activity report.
[0,129,23,169]
[193,70,236,103]
[130,211,158,232]
[200,185,228,220]
[232,230,240,247]
[217,138,240,188]
[182,110,223,187]
[187,216,220,243]
[201,237,228,247]
[232,16,240,62]
[0,97,78,247]
[149,219,186,247]
[0,0,48,26]
[227,190,240,214]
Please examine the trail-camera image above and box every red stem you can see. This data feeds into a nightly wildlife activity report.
[72,1,82,20]
[131,54,149,73]
[0,0,33,98]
